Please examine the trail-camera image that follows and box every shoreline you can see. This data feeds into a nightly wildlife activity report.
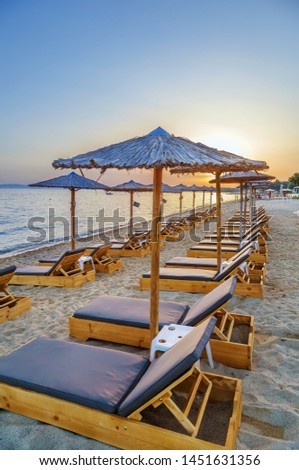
[0,199,299,449]
[0,202,212,263]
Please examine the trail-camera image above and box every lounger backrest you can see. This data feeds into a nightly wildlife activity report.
[229,242,255,262]
[0,265,17,288]
[181,277,237,326]
[122,232,149,249]
[244,226,261,241]
[118,316,217,416]
[84,244,112,258]
[213,247,253,282]
[48,248,85,275]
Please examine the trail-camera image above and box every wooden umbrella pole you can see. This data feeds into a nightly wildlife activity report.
[150,167,163,342]
[215,172,222,272]
[192,191,196,212]
[210,191,212,210]
[202,190,206,209]
[70,188,76,250]
[239,182,243,242]
[179,192,183,217]
[129,191,134,236]
[249,182,253,226]
[243,184,248,234]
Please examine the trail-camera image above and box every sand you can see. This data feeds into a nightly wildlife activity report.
[0,199,299,450]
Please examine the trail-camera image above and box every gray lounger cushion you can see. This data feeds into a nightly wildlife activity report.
[0,265,17,276]
[17,248,85,276]
[189,245,239,252]
[39,245,109,264]
[15,266,53,276]
[201,239,240,246]
[166,257,218,268]
[109,243,126,249]
[181,277,236,326]
[39,257,60,263]
[142,268,216,281]
[118,317,217,416]
[73,296,189,329]
[0,337,149,414]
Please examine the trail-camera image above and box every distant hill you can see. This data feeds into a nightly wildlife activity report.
[0,184,28,188]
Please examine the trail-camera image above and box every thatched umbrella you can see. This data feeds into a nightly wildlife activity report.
[209,171,275,237]
[53,127,267,341]
[107,180,153,235]
[162,183,190,217]
[190,185,216,211]
[30,172,108,249]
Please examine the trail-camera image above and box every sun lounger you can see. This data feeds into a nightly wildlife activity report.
[10,249,96,288]
[160,222,183,241]
[166,243,265,276]
[168,216,195,231]
[39,244,123,274]
[0,266,31,323]
[209,218,269,240]
[107,233,151,257]
[202,224,267,245]
[141,247,264,298]
[0,323,242,449]
[70,277,254,369]
[188,234,268,263]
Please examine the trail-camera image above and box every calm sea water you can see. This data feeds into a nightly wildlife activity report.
[0,188,236,257]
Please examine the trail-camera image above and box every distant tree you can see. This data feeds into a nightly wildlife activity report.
[288,172,299,188]
[269,179,282,191]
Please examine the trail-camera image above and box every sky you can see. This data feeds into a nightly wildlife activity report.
[0,0,298,185]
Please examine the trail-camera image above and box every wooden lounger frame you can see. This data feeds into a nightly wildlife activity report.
[0,296,31,323]
[140,267,264,299]
[160,225,182,242]
[166,260,265,277]
[11,270,95,288]
[84,246,123,274]
[0,366,242,449]
[69,305,254,370]
[11,251,96,288]
[0,270,31,323]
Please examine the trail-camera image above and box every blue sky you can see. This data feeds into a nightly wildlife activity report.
[0,0,298,184]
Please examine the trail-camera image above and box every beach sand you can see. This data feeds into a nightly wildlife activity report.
[0,199,299,450]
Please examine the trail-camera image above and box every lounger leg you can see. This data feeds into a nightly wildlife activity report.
[205,341,214,369]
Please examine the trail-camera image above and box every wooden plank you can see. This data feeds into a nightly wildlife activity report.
[10,270,95,288]
[0,296,31,323]
[108,247,151,258]
[94,259,123,274]
[69,317,151,347]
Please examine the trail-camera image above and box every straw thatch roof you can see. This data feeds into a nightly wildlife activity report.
[108,180,152,192]
[161,183,180,193]
[188,184,215,191]
[53,127,268,174]
[209,171,275,184]
[30,171,108,190]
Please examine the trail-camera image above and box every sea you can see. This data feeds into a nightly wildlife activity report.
[0,188,237,258]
